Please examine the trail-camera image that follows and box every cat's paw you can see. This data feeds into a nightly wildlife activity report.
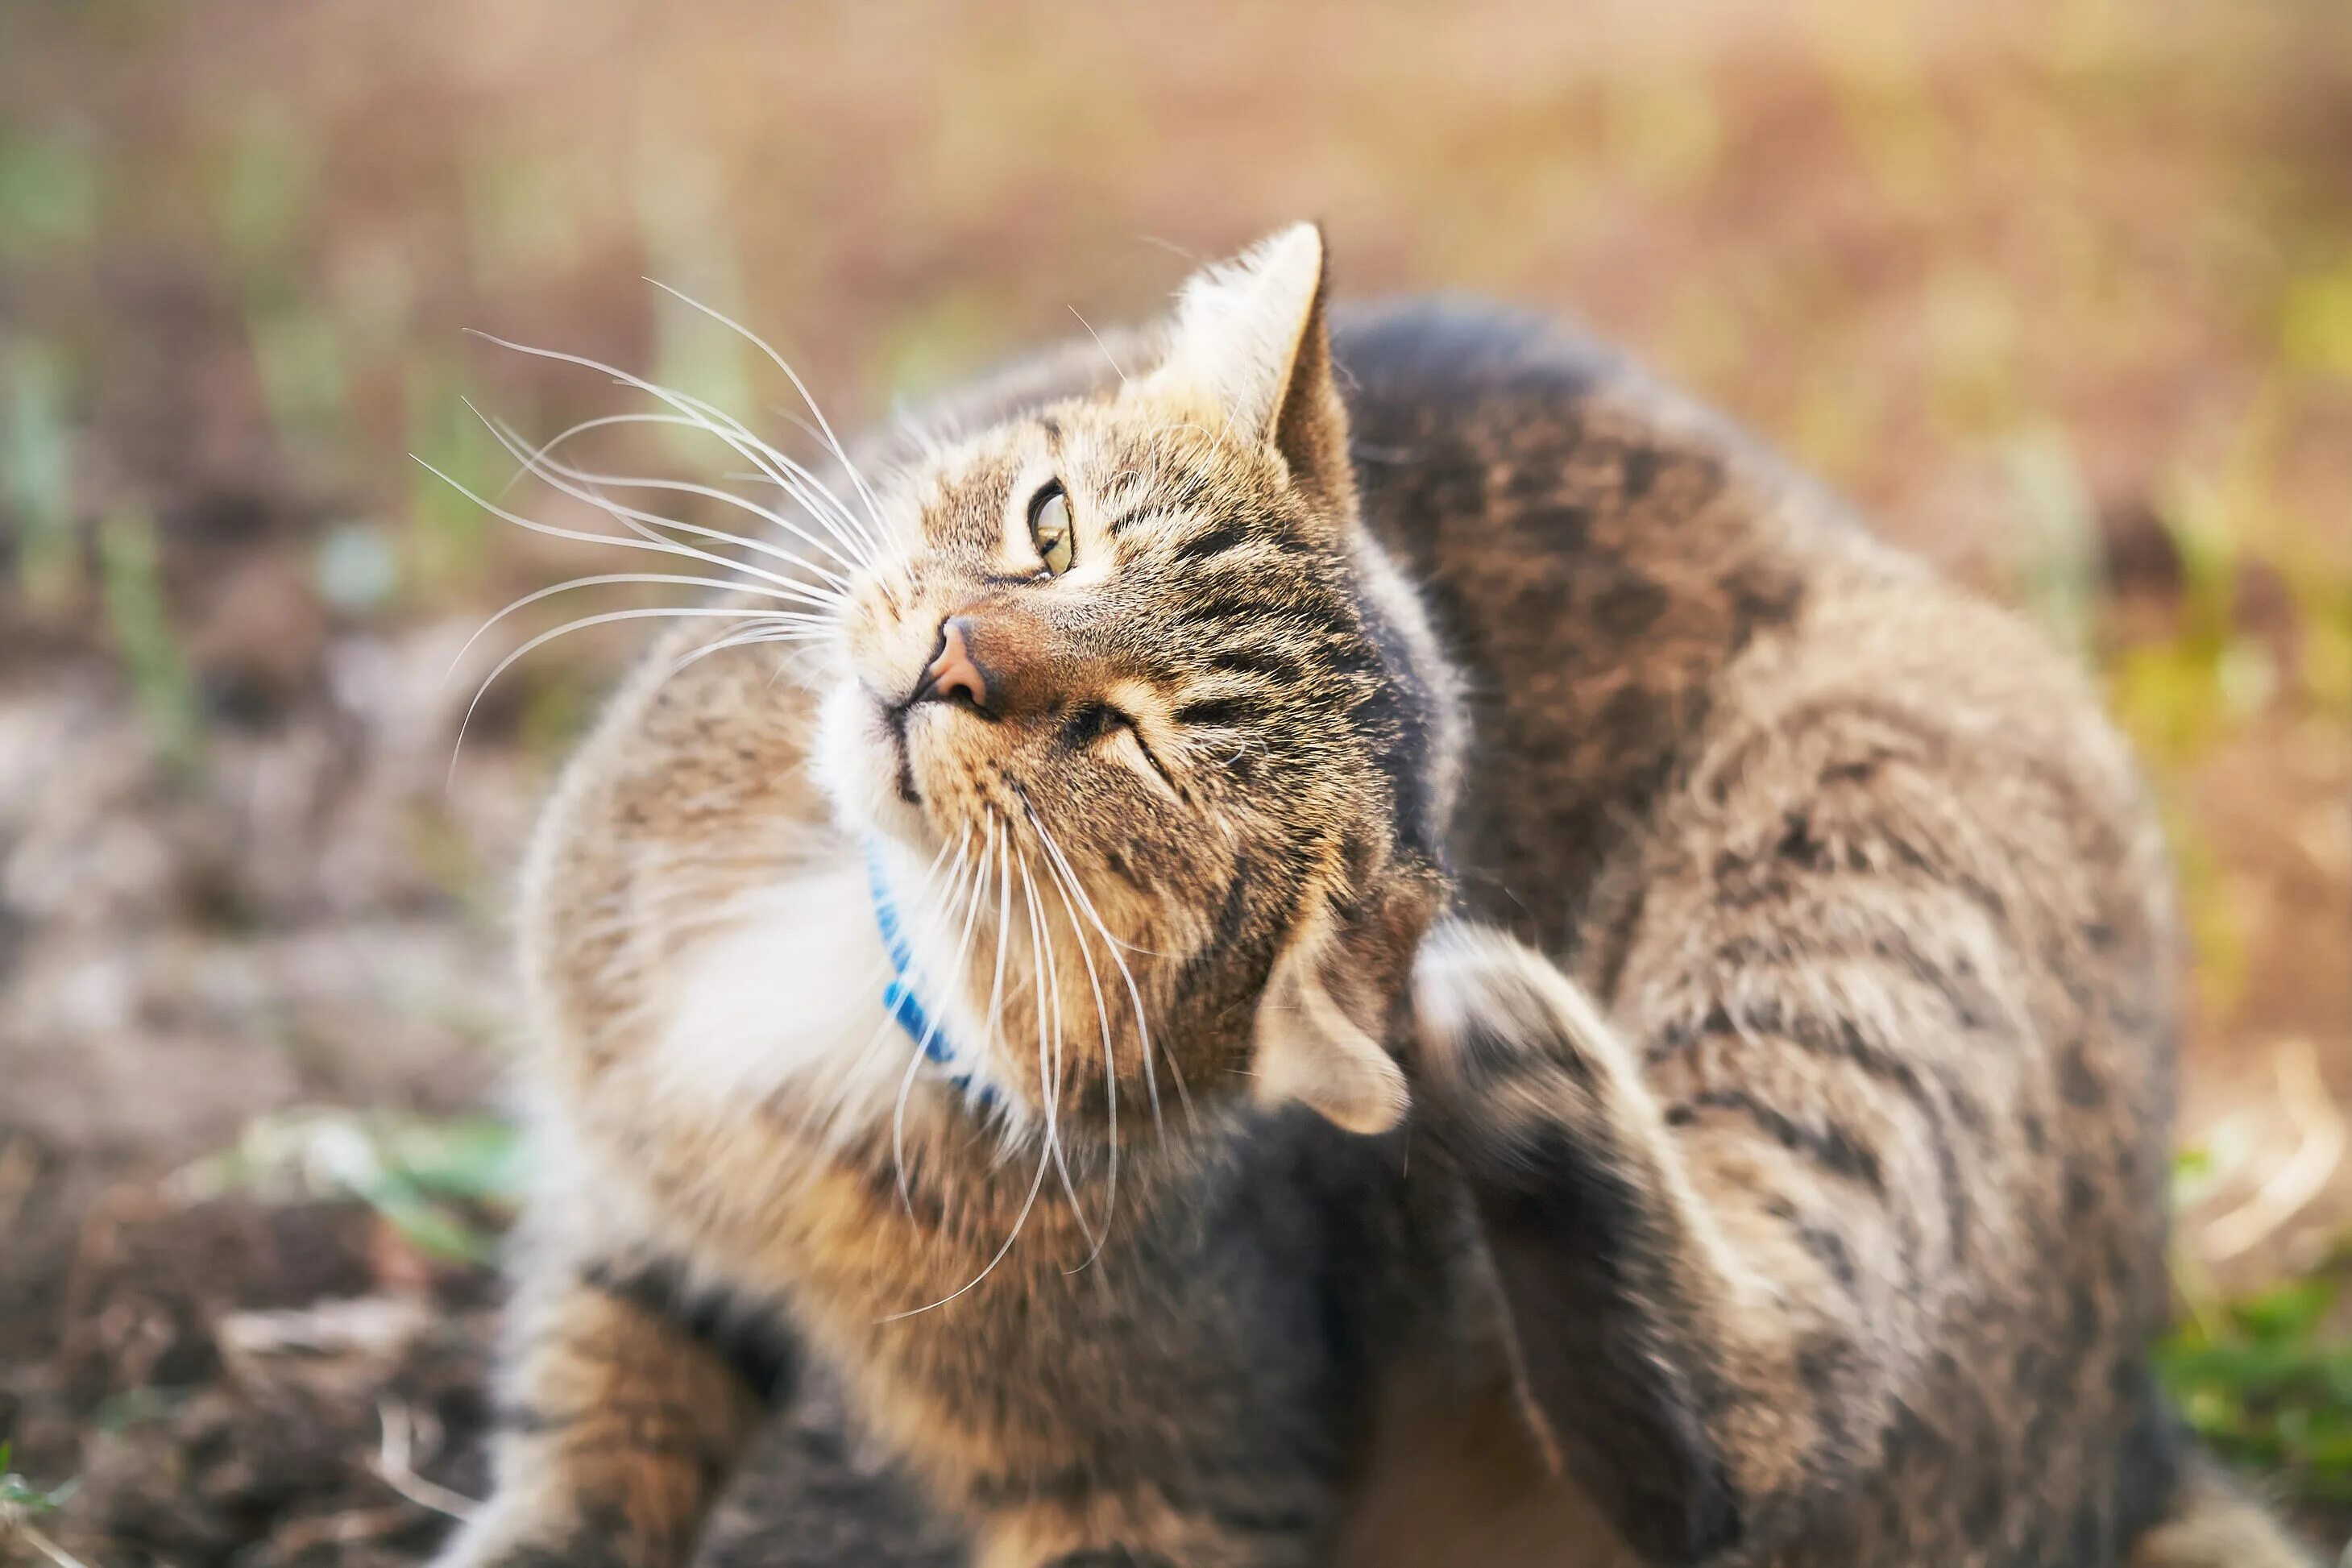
[1408,919,1619,1139]
[1412,922,1557,1083]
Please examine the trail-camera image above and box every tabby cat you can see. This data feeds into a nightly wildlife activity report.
[435,226,2313,1566]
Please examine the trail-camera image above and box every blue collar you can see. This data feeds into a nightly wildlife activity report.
[865,840,993,1105]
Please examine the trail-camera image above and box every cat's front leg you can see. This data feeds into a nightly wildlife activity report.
[972,1519,1321,1568]
[1408,920,1926,1567]
[966,1464,1331,1568]
[433,1237,793,1568]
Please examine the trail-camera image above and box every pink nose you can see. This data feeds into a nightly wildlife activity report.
[919,617,988,710]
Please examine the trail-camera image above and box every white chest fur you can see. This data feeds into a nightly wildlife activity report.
[622,844,1001,1144]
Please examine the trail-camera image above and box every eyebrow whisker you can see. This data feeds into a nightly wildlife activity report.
[464,329,880,570]
[641,279,893,550]
[490,410,867,579]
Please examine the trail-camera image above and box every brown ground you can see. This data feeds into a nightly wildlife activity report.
[2,1,2347,1562]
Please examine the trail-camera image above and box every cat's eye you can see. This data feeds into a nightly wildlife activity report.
[1028,482,1075,576]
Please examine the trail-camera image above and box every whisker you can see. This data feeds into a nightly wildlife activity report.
[666,624,837,677]
[1027,812,1180,1129]
[463,330,877,570]
[894,822,985,1217]
[1039,823,1119,1266]
[494,414,867,579]
[445,605,782,784]
[982,823,1015,1102]
[1015,840,1097,1259]
[641,279,890,546]
[447,574,828,682]
[517,394,876,571]
[413,454,825,603]
[1067,305,1130,386]
[657,382,886,566]
[882,816,1061,1321]
[880,1111,1053,1322]
[474,407,855,595]
[763,401,905,578]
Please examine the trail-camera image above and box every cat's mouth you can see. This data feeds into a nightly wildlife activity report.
[813,680,944,849]
[884,688,986,811]
[869,691,1000,845]
[884,701,923,807]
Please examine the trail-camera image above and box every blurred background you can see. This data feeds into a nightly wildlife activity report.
[2,1,2347,1562]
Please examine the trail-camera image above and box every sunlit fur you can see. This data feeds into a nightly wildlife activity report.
[815,374,1451,1140]
[437,230,2313,1568]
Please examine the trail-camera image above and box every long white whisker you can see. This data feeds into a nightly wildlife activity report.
[877,815,1073,1317]
[666,624,837,676]
[893,824,982,1216]
[492,410,647,500]
[496,416,868,579]
[1016,842,1097,1259]
[762,401,909,576]
[1029,813,1177,1129]
[983,825,1014,1096]
[886,810,966,920]
[655,381,886,565]
[762,407,840,464]
[881,819,1058,1321]
[1067,305,1130,386]
[446,605,780,782]
[811,827,967,1144]
[890,825,969,1019]
[509,404,871,566]
[447,575,826,681]
[492,410,727,568]
[474,407,855,595]
[642,279,890,545]
[412,454,824,602]
[880,1113,1053,1322]
[1040,828,1119,1266]
[464,330,877,569]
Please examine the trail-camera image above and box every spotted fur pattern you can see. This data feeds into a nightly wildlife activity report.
[437,229,2313,1567]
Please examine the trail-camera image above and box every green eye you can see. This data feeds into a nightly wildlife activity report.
[1028,483,1074,576]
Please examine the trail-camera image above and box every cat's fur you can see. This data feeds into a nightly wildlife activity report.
[437,227,2312,1566]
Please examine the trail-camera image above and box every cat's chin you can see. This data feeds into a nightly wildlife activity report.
[812,679,939,853]
[851,790,931,853]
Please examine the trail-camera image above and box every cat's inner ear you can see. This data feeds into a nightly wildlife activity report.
[1251,914,1408,1135]
[1249,878,1437,1135]
[1156,222,1354,513]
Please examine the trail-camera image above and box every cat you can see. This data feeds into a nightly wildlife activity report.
[434,226,2313,1566]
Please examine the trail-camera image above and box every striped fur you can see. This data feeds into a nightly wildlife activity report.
[438,229,2312,1566]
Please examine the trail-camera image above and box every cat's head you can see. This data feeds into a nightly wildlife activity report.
[815,226,1456,1139]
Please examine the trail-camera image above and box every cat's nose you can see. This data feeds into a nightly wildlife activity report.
[915,616,989,711]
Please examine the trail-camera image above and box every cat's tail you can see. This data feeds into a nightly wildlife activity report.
[2132,1456,2323,1568]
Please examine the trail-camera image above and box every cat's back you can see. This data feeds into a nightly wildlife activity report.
[1331,299,2163,971]
[1334,299,1906,937]
[1335,299,2184,1564]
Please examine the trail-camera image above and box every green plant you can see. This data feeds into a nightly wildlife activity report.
[2160,1266,2352,1506]
[2,344,77,611]
[403,354,500,595]
[97,504,205,781]
[174,1109,526,1266]
[0,1442,85,1568]
[0,1446,74,1516]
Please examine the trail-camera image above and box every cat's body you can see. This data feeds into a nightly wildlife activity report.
[441,231,2310,1567]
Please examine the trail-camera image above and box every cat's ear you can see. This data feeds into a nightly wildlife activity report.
[1250,873,1437,1135]
[1156,222,1354,514]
